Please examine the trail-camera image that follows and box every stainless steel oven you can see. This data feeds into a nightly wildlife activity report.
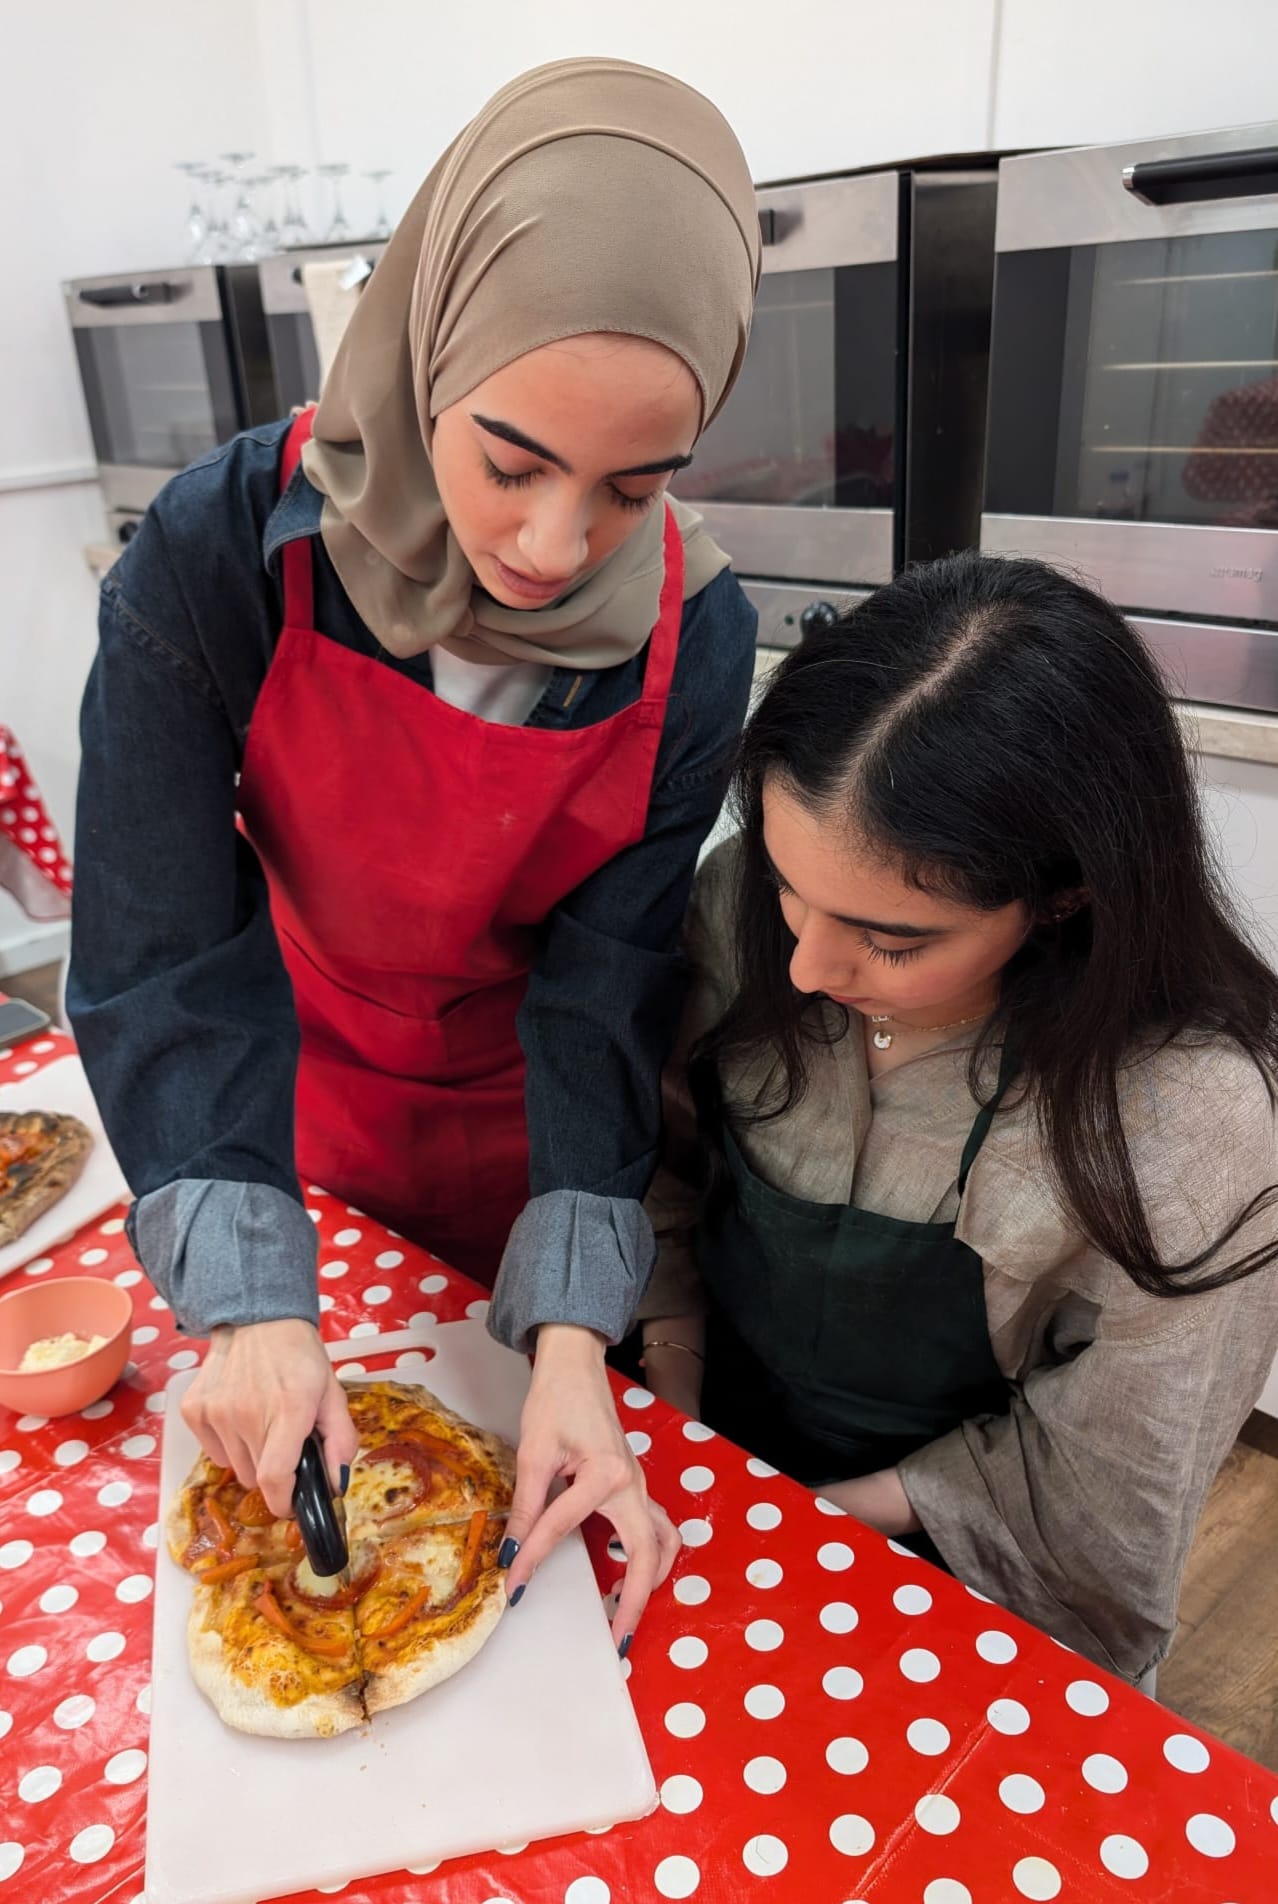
[981,124,1278,711]
[671,163,999,650]
[257,244,386,415]
[65,264,273,542]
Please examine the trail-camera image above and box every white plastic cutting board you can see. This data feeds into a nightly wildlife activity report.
[0,1055,129,1281]
[146,1321,655,1904]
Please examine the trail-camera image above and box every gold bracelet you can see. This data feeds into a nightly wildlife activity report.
[640,1338,705,1365]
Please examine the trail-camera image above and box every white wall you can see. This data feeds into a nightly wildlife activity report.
[5,0,1278,969]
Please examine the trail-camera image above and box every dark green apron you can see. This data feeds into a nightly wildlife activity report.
[697,1049,1015,1548]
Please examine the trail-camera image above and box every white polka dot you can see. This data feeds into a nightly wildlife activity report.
[86,1633,126,1662]
[12,1061,36,1075]
[819,1601,858,1635]
[0,1714,9,1742]
[0,1847,19,1884]
[664,1701,705,1738]
[333,1227,362,1246]
[745,1619,784,1652]
[660,1774,703,1815]
[113,1268,142,1289]
[826,1736,869,1775]
[915,1794,961,1836]
[116,1574,153,1604]
[907,1718,951,1756]
[16,1415,48,1431]
[5,1645,45,1680]
[987,1698,1031,1735]
[145,1392,167,1414]
[27,1488,62,1516]
[744,1684,785,1720]
[999,1774,1045,1814]
[120,1434,155,1460]
[318,1293,335,1313]
[1099,1835,1149,1879]
[79,1247,109,1267]
[0,1541,33,1570]
[747,1502,782,1531]
[746,1558,784,1589]
[830,1813,876,1856]
[319,1259,349,1280]
[374,1250,404,1269]
[900,1648,941,1683]
[1185,1813,1235,1858]
[406,1311,436,1331]
[18,1764,61,1802]
[97,1481,131,1508]
[393,1351,432,1377]
[105,1749,147,1784]
[0,1451,19,1475]
[99,1217,125,1234]
[70,1825,115,1864]
[893,1583,933,1615]
[1012,1857,1061,1900]
[418,1273,448,1294]
[363,1284,392,1305]
[682,1421,715,1442]
[564,1881,609,1904]
[142,1523,159,1550]
[822,1666,864,1700]
[680,1464,715,1492]
[347,1321,379,1338]
[976,1628,1018,1664]
[53,1691,94,1727]
[465,1299,490,1321]
[54,1439,89,1467]
[136,1684,152,1715]
[81,1400,113,1421]
[1271,1796,1278,1824]
[742,1834,788,1876]
[22,1256,53,1276]
[150,1294,169,1309]
[653,1854,700,1899]
[131,1325,158,1346]
[1065,1679,1109,1717]
[817,1541,854,1571]
[626,1429,652,1456]
[70,1531,106,1558]
[167,1349,199,1371]
[669,1636,708,1669]
[39,1585,78,1614]
[1163,1732,1210,1774]
[1083,1753,1129,1793]
[678,1518,712,1548]
[741,1755,786,1795]
[924,1884,972,1904]
[674,1574,710,1606]
[745,1456,778,1478]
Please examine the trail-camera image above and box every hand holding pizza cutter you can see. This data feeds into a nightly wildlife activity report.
[292,1430,351,1590]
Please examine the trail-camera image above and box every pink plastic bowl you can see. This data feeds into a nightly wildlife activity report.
[0,1276,133,1417]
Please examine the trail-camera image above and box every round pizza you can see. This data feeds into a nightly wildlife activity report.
[164,1379,516,1739]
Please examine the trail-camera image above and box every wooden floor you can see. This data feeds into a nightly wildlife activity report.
[5,958,1278,1768]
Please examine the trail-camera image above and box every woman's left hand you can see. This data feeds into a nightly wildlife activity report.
[815,1466,921,1538]
[502,1323,682,1649]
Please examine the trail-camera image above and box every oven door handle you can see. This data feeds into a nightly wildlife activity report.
[1122,144,1278,207]
[77,280,185,309]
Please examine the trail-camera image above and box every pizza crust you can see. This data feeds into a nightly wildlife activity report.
[0,1111,93,1246]
[363,1571,506,1717]
[188,1595,366,1740]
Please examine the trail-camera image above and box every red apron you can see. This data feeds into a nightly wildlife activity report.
[237,411,683,1283]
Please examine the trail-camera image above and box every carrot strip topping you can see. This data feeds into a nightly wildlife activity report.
[196,1553,258,1584]
[203,1495,235,1552]
[366,1584,432,1642]
[459,1507,487,1584]
[253,1581,349,1659]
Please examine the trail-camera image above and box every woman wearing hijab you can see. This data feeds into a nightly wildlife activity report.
[68,59,761,1641]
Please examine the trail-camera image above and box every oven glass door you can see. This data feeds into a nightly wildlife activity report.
[72,317,240,471]
[676,262,898,512]
[265,312,322,414]
[985,227,1278,533]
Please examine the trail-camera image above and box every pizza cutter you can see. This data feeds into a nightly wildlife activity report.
[292,1430,351,1584]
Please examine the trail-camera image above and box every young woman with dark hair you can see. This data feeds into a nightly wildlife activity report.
[637,549,1278,1683]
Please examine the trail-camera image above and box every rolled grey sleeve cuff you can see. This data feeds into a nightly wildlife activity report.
[128,1179,320,1337]
[487,1190,656,1356]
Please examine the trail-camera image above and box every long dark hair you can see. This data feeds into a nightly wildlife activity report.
[694,550,1278,1296]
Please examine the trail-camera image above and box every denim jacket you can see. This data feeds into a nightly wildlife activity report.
[67,420,755,1349]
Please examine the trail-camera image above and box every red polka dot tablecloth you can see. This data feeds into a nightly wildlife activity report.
[2,1030,1277,1904]
[0,730,72,921]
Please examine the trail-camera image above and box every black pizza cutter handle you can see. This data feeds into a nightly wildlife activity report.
[292,1430,349,1579]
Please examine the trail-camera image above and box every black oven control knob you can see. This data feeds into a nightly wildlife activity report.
[799,599,838,638]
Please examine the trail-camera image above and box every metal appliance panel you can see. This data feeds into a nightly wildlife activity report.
[981,515,1278,626]
[757,172,900,272]
[65,267,224,328]
[98,465,173,516]
[258,244,387,315]
[697,505,894,589]
[740,579,872,650]
[1129,614,1278,714]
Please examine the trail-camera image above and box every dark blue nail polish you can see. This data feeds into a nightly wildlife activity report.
[509,1583,526,1607]
[618,1633,633,1661]
[498,1535,520,1570]
[338,1464,350,1496]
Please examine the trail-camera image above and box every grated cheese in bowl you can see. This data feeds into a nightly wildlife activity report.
[18,1332,107,1374]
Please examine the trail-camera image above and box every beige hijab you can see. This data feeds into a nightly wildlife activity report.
[301,58,760,667]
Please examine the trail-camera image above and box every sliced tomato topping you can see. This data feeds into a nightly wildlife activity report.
[253,1581,350,1659]
[234,1487,276,1528]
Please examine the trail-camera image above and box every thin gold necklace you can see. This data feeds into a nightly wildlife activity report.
[867,1010,987,1052]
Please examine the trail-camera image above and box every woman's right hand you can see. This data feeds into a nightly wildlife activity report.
[180,1318,360,1516]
